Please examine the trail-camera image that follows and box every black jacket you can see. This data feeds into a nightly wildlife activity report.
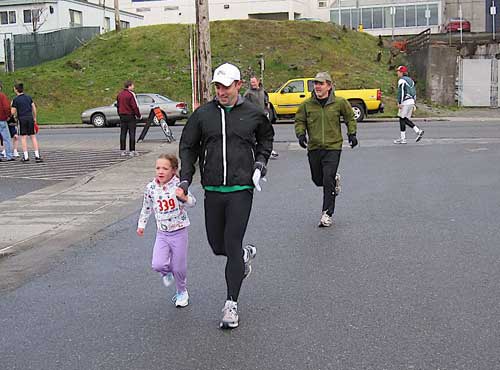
[179,96,274,187]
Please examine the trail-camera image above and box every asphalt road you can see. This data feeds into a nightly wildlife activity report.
[1,121,500,369]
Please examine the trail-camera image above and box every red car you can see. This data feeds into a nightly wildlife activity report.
[445,18,471,32]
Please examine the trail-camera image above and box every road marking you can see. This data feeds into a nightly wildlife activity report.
[0,149,143,181]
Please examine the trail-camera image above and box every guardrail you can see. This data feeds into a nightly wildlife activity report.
[406,28,431,54]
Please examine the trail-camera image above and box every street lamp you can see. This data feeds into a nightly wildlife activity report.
[390,6,395,40]
[458,4,463,44]
[491,1,497,40]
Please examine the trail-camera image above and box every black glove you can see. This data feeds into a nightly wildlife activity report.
[178,180,189,195]
[298,134,308,149]
[253,161,267,177]
[348,133,358,148]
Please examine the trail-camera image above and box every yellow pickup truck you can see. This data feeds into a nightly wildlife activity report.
[267,78,384,122]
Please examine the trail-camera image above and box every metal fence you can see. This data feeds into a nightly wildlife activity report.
[12,26,100,70]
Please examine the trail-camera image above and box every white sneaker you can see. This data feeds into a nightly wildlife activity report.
[162,272,174,288]
[270,150,279,159]
[334,173,341,196]
[393,138,407,144]
[220,300,239,329]
[172,291,189,307]
[318,212,333,227]
[1,150,5,158]
[416,130,424,142]
[120,150,129,156]
[13,150,20,158]
[129,151,140,157]
[243,244,257,278]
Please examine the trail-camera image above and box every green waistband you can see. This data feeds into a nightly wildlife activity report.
[204,185,254,193]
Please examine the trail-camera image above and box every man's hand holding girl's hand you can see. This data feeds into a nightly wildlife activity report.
[176,187,188,202]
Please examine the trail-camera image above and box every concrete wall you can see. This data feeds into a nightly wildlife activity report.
[408,44,457,105]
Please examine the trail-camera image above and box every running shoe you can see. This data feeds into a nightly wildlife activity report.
[243,244,257,278]
[120,150,129,157]
[162,272,174,288]
[172,291,189,308]
[393,138,407,144]
[318,212,333,228]
[334,173,341,196]
[129,151,140,157]
[1,150,5,158]
[270,150,279,160]
[220,300,239,329]
[416,130,424,142]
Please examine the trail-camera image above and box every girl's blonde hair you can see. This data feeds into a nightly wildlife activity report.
[157,153,179,169]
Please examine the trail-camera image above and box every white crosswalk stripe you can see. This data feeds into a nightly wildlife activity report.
[0,149,140,181]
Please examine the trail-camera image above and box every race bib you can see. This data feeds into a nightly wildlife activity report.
[156,195,181,220]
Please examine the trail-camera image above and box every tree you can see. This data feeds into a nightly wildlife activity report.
[24,6,48,34]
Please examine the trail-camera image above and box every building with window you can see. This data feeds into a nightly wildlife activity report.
[0,0,143,65]
[113,0,494,36]
[116,0,312,24]
[316,0,491,35]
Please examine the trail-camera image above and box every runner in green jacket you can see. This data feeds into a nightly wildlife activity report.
[295,72,358,227]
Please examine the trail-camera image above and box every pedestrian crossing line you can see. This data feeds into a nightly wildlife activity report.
[0,149,146,181]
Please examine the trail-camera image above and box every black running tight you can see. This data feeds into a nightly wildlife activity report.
[399,117,415,131]
[204,190,253,301]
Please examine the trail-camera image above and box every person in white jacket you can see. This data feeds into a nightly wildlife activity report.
[137,153,196,307]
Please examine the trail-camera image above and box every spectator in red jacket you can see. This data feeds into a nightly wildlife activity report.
[0,81,15,162]
[117,80,141,156]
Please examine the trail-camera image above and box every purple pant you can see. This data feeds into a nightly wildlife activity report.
[151,227,188,293]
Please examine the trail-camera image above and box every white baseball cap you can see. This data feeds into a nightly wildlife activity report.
[211,63,241,87]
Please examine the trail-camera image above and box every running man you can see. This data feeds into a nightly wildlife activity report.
[394,65,424,144]
[295,72,357,227]
[179,63,274,329]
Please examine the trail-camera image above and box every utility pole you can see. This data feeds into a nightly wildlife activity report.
[196,0,212,104]
[114,0,121,32]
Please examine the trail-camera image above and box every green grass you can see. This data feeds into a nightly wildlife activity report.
[1,20,404,124]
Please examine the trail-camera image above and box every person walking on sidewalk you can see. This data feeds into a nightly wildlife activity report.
[179,63,274,329]
[295,72,358,228]
[394,65,424,144]
[0,81,15,162]
[11,83,42,163]
[244,75,279,159]
[117,80,141,156]
[137,153,196,308]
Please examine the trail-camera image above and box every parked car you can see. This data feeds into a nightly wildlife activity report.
[81,93,189,128]
[445,18,471,32]
[267,78,384,122]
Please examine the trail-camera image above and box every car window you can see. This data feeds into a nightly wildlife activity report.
[307,80,314,92]
[155,94,173,102]
[137,95,154,104]
[282,81,304,93]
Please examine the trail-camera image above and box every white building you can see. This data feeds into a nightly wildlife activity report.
[117,0,314,25]
[116,0,490,35]
[0,0,143,63]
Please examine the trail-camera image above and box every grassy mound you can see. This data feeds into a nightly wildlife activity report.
[0,20,401,123]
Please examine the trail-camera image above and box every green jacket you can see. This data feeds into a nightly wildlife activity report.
[294,91,356,151]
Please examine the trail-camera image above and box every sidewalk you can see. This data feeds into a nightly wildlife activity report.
[0,142,178,257]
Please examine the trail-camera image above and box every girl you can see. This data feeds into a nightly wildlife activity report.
[137,153,196,307]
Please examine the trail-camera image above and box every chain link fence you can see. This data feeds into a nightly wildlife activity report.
[12,26,100,70]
